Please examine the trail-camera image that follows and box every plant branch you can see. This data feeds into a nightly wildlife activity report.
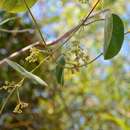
[81,52,103,67]
[65,52,103,69]
[0,28,34,33]
[23,0,47,47]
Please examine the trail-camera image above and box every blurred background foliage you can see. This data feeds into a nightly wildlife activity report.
[0,0,130,130]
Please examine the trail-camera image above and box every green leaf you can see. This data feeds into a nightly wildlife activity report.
[0,0,37,13]
[55,56,66,85]
[103,13,124,60]
[6,59,48,86]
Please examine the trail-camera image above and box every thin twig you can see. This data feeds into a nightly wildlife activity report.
[81,52,103,67]
[83,0,101,23]
[84,8,109,21]
[0,28,34,33]
[83,18,105,25]
[64,52,103,69]
[17,87,21,103]
[23,0,47,47]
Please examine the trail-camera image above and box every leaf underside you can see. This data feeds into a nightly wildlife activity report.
[6,59,48,86]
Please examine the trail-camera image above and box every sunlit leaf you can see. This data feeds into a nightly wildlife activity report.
[0,0,37,13]
[103,13,124,59]
[6,59,48,86]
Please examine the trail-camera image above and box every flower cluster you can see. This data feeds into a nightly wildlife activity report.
[13,102,28,114]
[26,47,43,63]
[63,40,89,70]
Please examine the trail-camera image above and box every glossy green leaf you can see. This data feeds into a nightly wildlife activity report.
[0,0,37,13]
[6,59,48,86]
[103,13,124,60]
[55,56,66,85]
